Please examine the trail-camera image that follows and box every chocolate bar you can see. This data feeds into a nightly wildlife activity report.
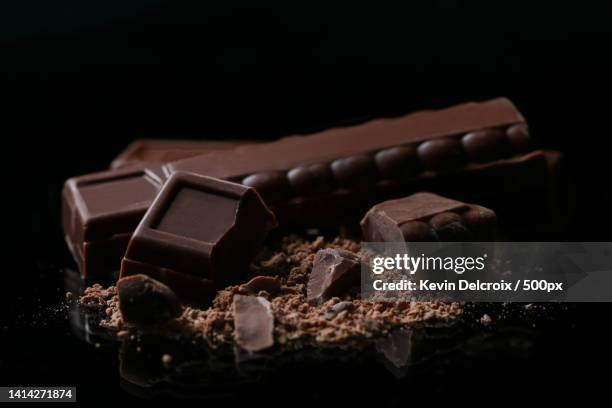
[164,98,546,226]
[62,166,164,278]
[360,192,497,242]
[166,98,530,187]
[120,172,277,299]
[117,274,182,325]
[111,139,250,169]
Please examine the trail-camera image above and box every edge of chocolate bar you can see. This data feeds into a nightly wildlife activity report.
[110,139,253,169]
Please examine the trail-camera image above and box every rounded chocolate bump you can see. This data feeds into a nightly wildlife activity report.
[416,138,464,171]
[287,163,335,195]
[242,171,292,204]
[118,274,182,325]
[330,155,378,187]
[428,212,471,241]
[461,129,510,162]
[506,124,533,153]
[460,207,497,240]
[399,221,439,242]
[374,145,420,179]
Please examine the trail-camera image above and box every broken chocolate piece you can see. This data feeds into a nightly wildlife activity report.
[120,172,277,299]
[62,166,164,278]
[360,192,497,242]
[233,295,275,352]
[307,249,362,304]
[117,274,182,325]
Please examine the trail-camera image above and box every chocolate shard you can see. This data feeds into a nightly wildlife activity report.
[239,276,282,296]
[307,249,362,304]
[117,274,182,325]
[233,295,275,352]
[111,139,252,169]
[360,192,497,242]
[120,172,277,301]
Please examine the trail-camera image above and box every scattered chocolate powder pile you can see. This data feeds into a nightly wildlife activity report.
[79,235,462,349]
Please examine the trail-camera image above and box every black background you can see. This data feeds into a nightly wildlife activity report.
[1,1,612,404]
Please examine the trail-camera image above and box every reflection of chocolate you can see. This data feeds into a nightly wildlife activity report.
[117,274,182,325]
[376,329,414,369]
[233,295,275,352]
[307,249,361,304]
[360,192,497,242]
[121,172,277,301]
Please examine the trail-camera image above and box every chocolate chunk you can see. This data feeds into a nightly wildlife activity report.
[416,138,464,171]
[117,274,182,325]
[287,163,335,195]
[307,249,361,304]
[374,145,420,179]
[461,129,510,162]
[233,295,275,352]
[240,276,282,296]
[120,172,277,300]
[111,139,251,169]
[360,192,497,242]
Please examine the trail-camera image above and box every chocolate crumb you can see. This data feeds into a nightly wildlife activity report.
[161,353,173,368]
[480,314,493,326]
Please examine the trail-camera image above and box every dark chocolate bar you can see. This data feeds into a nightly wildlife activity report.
[63,98,550,278]
[111,139,250,169]
[120,172,277,299]
[166,98,530,186]
[164,98,545,226]
[62,166,164,278]
[360,192,497,242]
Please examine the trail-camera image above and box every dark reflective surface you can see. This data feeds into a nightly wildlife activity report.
[3,2,612,405]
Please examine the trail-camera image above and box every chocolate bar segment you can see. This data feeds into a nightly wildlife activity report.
[62,166,163,278]
[111,139,250,169]
[360,192,497,242]
[120,172,277,298]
